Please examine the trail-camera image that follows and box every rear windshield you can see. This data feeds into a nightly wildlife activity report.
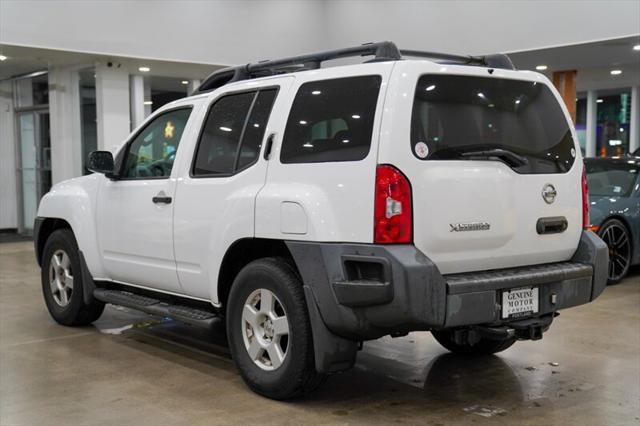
[585,161,639,197]
[411,75,576,174]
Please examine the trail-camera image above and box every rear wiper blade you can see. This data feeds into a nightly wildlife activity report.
[460,148,528,168]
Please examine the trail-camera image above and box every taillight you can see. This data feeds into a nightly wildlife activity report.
[374,164,412,244]
[582,167,590,229]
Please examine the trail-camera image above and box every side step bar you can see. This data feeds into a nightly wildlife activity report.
[93,289,219,329]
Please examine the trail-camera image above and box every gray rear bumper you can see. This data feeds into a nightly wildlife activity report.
[287,231,608,342]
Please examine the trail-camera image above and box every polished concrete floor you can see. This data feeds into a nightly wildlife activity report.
[1,241,639,425]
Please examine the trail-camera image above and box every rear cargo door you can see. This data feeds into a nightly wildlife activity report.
[378,63,583,274]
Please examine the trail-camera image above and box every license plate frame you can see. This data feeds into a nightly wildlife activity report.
[501,286,539,319]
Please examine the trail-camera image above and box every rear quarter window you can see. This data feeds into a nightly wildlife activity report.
[280,75,381,164]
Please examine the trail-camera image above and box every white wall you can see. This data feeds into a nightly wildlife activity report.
[324,0,640,54]
[0,0,327,65]
[1,0,638,65]
[0,82,18,230]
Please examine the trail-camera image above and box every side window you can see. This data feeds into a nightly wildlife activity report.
[238,90,278,170]
[280,76,382,164]
[192,89,277,176]
[122,108,192,178]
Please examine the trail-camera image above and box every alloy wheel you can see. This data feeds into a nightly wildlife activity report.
[600,222,631,281]
[241,288,290,371]
[49,249,74,307]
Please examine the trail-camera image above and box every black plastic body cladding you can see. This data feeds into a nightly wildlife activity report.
[287,231,608,343]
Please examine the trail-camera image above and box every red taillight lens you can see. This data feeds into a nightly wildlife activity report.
[374,164,412,244]
[582,167,590,229]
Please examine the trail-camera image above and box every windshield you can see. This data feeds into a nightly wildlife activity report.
[411,75,576,174]
[585,161,639,197]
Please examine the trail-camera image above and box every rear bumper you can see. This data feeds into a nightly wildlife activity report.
[287,231,608,341]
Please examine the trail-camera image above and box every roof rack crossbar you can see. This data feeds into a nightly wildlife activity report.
[195,41,515,94]
[400,49,515,70]
[400,49,484,65]
[196,41,400,93]
[245,41,401,74]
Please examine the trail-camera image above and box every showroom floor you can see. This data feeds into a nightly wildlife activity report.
[1,241,638,425]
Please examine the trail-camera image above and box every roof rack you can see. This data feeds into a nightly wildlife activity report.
[195,41,514,94]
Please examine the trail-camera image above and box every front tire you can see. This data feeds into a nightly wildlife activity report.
[226,258,325,399]
[432,329,516,355]
[41,229,105,326]
[598,218,632,284]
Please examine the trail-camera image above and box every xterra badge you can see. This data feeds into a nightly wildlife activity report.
[450,222,491,232]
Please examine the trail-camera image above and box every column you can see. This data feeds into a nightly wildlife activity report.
[95,62,130,151]
[48,66,82,183]
[187,79,201,96]
[552,70,577,123]
[585,90,598,158]
[144,80,152,118]
[129,75,145,130]
[630,86,640,154]
[0,81,18,229]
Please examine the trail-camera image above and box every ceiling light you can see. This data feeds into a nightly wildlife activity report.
[351,115,361,119]
[299,120,307,125]
[610,69,622,75]
[425,85,436,91]
[633,45,640,51]
[311,90,321,95]
[597,99,603,103]
[303,142,314,148]
[515,99,521,104]
[0,55,7,61]
[219,126,232,132]
[138,66,150,72]
[535,65,548,71]
[143,101,153,105]
[181,80,189,85]
[477,92,485,98]
[253,123,260,128]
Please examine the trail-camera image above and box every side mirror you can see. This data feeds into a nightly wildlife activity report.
[87,151,116,177]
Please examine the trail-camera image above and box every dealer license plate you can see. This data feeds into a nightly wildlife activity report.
[502,287,539,319]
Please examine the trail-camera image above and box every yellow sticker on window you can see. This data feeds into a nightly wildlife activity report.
[164,121,175,139]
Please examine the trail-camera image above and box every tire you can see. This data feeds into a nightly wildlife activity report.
[598,218,632,284]
[432,329,516,355]
[41,229,105,326]
[226,257,325,399]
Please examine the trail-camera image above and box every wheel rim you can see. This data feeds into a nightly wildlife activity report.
[48,249,74,307]
[601,223,631,281]
[241,288,290,371]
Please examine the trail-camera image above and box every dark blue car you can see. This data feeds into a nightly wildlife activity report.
[585,157,640,283]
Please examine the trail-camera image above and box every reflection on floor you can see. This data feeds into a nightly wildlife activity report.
[1,241,639,425]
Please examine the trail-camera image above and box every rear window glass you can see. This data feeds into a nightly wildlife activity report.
[411,75,576,174]
[281,76,381,163]
[585,161,638,197]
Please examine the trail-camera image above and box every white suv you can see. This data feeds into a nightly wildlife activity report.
[34,42,608,400]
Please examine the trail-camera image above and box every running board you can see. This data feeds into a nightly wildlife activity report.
[93,288,219,329]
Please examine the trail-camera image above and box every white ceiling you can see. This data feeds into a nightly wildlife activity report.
[509,35,640,91]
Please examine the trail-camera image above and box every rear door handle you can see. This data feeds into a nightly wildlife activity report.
[152,195,172,204]
[263,133,275,160]
[536,216,567,234]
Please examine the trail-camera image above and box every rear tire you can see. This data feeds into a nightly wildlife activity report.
[226,257,325,400]
[432,329,516,355]
[598,218,632,284]
[41,229,105,326]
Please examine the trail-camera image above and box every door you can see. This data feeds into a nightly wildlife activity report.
[173,79,291,300]
[96,107,194,292]
[379,64,583,275]
[17,111,51,234]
